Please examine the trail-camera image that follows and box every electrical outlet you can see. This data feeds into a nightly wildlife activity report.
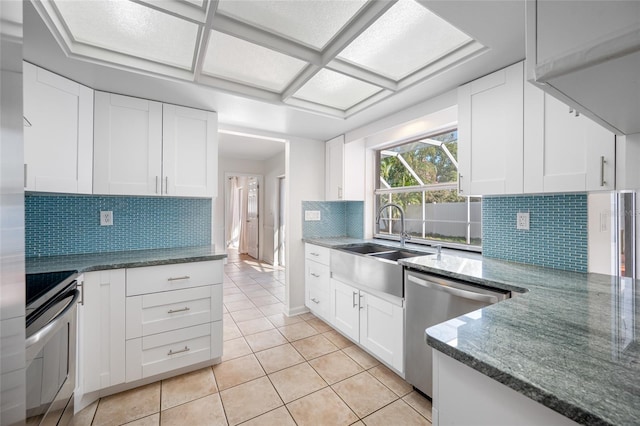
[100,211,113,226]
[516,212,529,230]
[304,210,321,221]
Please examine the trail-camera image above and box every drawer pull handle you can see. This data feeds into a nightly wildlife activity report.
[310,272,320,278]
[168,275,190,281]
[310,252,320,256]
[311,298,320,304]
[168,307,190,314]
[168,346,190,356]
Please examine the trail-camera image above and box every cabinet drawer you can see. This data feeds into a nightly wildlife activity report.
[306,261,330,289]
[307,286,330,320]
[125,321,222,382]
[127,261,222,296]
[305,244,330,266]
[126,285,222,339]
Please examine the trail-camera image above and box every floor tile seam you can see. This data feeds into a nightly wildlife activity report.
[399,394,433,423]
[215,354,268,392]
[88,398,101,426]
[365,365,412,399]
[228,375,286,425]
[297,345,341,362]
[362,396,430,424]
[305,353,364,386]
[330,380,402,421]
[158,390,221,416]
[265,361,331,405]
[298,383,360,422]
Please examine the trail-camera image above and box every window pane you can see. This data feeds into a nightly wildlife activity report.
[379,130,458,188]
[375,190,481,247]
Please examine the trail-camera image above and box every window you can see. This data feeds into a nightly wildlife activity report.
[375,129,481,250]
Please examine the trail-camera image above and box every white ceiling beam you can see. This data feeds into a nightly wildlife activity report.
[211,13,322,65]
[193,0,218,80]
[345,89,393,117]
[283,97,346,119]
[326,59,398,91]
[320,0,398,64]
[280,64,321,101]
[197,74,282,103]
[130,0,207,24]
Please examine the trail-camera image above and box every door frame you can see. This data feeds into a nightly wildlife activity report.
[276,175,286,267]
[224,172,264,260]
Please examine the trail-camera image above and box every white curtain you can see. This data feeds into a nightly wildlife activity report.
[226,177,242,249]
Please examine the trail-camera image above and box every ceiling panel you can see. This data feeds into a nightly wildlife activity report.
[338,0,474,80]
[292,69,382,110]
[202,30,307,92]
[216,0,368,50]
[53,0,199,69]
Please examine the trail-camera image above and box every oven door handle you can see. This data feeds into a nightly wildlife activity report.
[25,289,79,352]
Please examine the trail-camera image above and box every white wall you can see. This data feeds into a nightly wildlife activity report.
[587,193,616,275]
[263,152,285,265]
[286,137,325,315]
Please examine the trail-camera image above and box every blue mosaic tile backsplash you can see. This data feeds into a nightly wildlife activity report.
[302,201,364,239]
[482,193,587,272]
[25,194,211,257]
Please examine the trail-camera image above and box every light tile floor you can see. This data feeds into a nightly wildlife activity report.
[72,250,432,426]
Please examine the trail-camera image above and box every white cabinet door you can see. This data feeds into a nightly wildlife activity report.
[93,92,162,195]
[305,260,330,319]
[23,62,93,193]
[359,292,404,373]
[458,62,524,195]
[524,89,615,193]
[162,104,217,197]
[81,269,126,393]
[325,135,344,200]
[325,135,365,201]
[330,279,359,342]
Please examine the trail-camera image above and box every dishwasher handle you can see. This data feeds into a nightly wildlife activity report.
[407,274,501,304]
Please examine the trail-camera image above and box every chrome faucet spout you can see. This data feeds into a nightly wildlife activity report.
[376,203,410,247]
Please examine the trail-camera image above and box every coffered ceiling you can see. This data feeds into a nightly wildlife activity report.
[31,0,485,118]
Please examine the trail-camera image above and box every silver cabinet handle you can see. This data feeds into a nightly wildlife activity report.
[407,274,500,304]
[155,176,159,194]
[600,156,607,187]
[338,186,343,199]
[310,252,320,257]
[168,307,190,314]
[310,272,320,278]
[352,291,358,308]
[165,176,168,194]
[168,275,190,281]
[458,174,463,194]
[24,164,27,188]
[311,298,320,304]
[168,346,190,356]
[359,293,364,310]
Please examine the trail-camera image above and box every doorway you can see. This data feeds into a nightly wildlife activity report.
[277,176,286,267]
[225,174,262,260]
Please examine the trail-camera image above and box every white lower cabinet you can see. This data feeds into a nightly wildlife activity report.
[80,269,126,394]
[78,260,223,408]
[305,244,332,320]
[330,278,404,373]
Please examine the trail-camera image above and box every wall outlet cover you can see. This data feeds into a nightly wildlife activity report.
[100,210,113,226]
[516,212,529,230]
[305,210,321,221]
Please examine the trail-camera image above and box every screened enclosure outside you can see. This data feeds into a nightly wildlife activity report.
[375,130,482,248]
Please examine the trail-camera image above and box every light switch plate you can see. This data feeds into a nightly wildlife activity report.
[516,212,529,230]
[305,210,321,221]
[100,211,113,226]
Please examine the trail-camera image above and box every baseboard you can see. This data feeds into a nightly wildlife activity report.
[285,305,309,317]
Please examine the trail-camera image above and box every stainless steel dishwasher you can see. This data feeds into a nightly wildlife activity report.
[405,269,510,398]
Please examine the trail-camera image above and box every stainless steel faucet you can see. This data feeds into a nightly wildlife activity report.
[376,203,411,247]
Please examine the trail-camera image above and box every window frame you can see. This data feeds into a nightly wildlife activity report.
[373,127,482,252]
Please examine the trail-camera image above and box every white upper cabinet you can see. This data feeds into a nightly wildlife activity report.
[526,0,640,135]
[457,62,524,196]
[524,86,615,193]
[162,104,217,197]
[94,92,163,196]
[94,92,217,197]
[325,135,364,201]
[23,62,93,193]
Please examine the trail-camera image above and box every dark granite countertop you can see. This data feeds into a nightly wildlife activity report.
[26,245,227,274]
[400,254,639,426]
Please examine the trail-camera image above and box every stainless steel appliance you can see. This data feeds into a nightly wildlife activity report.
[25,271,79,426]
[405,269,509,398]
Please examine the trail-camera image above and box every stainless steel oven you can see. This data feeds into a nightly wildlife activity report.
[25,271,79,426]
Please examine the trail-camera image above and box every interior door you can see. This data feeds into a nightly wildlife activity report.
[278,177,286,267]
[246,178,259,259]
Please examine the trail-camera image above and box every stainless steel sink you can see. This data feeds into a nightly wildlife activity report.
[369,250,429,261]
[336,243,397,255]
[332,243,433,298]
